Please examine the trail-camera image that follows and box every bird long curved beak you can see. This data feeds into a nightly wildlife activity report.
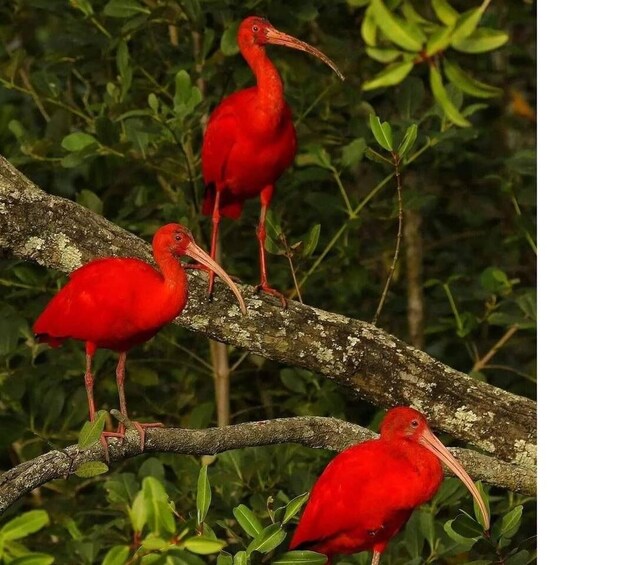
[265,28,345,81]
[420,428,490,530]
[185,242,247,315]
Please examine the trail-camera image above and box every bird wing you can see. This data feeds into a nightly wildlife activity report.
[290,440,425,554]
[34,258,163,346]
[201,95,243,187]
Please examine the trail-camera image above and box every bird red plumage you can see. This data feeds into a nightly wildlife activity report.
[201,16,343,305]
[290,407,490,564]
[33,224,246,450]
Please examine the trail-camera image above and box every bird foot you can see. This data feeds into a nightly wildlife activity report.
[109,409,163,451]
[255,283,288,308]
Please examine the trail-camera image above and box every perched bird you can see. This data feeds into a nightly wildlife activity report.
[33,224,246,450]
[290,407,490,564]
[201,16,344,305]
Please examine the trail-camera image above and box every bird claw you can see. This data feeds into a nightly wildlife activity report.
[109,409,163,451]
[255,283,288,308]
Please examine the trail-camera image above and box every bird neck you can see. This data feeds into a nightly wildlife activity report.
[243,45,285,124]
[394,439,445,501]
[152,248,188,313]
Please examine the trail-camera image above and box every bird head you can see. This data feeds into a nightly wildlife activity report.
[153,224,247,314]
[381,407,491,530]
[238,16,344,81]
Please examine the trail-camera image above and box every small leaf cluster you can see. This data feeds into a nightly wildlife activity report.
[355,0,506,126]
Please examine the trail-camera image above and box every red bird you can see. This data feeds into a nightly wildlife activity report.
[201,16,344,305]
[33,224,246,450]
[290,407,490,564]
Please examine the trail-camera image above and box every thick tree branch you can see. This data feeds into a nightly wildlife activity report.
[0,415,536,515]
[0,155,536,468]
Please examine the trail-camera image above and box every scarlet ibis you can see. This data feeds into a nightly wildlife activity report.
[201,16,344,305]
[33,224,246,451]
[290,407,490,564]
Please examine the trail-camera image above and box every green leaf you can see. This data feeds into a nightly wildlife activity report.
[432,0,459,25]
[365,47,402,63]
[0,510,49,541]
[76,189,103,215]
[448,513,483,539]
[452,0,491,43]
[361,10,377,46]
[102,545,130,565]
[10,555,55,565]
[116,42,129,77]
[364,147,390,165]
[505,550,531,565]
[216,552,233,565]
[233,504,263,538]
[196,466,212,525]
[129,491,147,533]
[426,25,455,56]
[452,28,508,53]
[273,551,328,564]
[370,0,424,51]
[143,476,176,535]
[246,523,286,555]
[75,461,109,478]
[61,132,98,152]
[78,410,107,449]
[221,22,240,56]
[397,124,418,158]
[148,93,159,112]
[444,59,502,98]
[183,536,226,555]
[472,482,490,530]
[362,61,414,91]
[493,505,523,540]
[340,138,367,169]
[429,64,470,127]
[234,551,247,565]
[302,225,321,258]
[141,534,171,551]
[282,493,309,524]
[369,115,393,151]
[104,0,150,18]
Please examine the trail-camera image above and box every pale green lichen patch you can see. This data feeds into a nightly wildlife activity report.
[454,406,479,430]
[513,439,537,467]
[189,315,209,332]
[53,233,82,270]
[24,236,45,257]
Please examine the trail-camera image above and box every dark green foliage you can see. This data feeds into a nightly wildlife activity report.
[0,0,535,562]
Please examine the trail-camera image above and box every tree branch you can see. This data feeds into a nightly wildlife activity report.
[0,415,536,515]
[0,155,536,469]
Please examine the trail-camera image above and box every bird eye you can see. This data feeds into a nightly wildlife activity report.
[252,25,259,32]
[410,419,419,428]
[175,233,182,242]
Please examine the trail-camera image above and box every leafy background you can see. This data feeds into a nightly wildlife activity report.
[0,0,535,563]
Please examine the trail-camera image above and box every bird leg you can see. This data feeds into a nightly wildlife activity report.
[370,551,382,565]
[255,185,287,307]
[83,346,112,460]
[205,186,223,295]
[108,352,162,451]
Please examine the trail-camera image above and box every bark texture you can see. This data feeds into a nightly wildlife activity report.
[0,155,536,469]
[0,415,536,515]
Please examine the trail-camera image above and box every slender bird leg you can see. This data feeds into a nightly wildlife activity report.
[255,185,287,308]
[83,344,112,460]
[371,551,382,565]
[108,351,163,451]
[185,187,223,295]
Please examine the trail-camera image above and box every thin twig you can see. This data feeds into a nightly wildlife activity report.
[373,153,404,325]
[472,325,520,373]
